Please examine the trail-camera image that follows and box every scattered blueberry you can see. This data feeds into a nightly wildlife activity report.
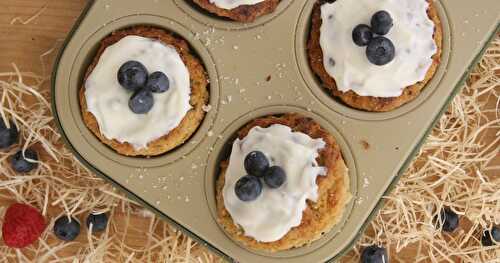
[244,151,270,177]
[366,37,395,66]
[361,245,389,263]
[493,226,500,242]
[146,72,170,93]
[86,213,108,233]
[263,166,286,189]
[11,148,38,173]
[235,175,262,202]
[434,207,459,232]
[371,10,393,35]
[352,24,373,47]
[0,119,18,149]
[53,216,81,241]
[117,61,148,91]
[481,225,500,246]
[129,88,154,114]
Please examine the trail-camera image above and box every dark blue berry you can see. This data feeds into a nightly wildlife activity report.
[146,72,170,93]
[244,151,269,177]
[352,24,373,47]
[371,11,393,35]
[235,175,262,202]
[481,226,500,246]
[129,89,154,114]
[492,226,500,242]
[86,213,108,233]
[366,37,395,66]
[434,207,459,232]
[54,216,81,241]
[117,61,148,91]
[264,166,286,189]
[361,245,388,263]
[11,148,38,173]
[0,119,18,149]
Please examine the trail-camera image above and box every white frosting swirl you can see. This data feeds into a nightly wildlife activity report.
[209,0,265,10]
[320,0,437,97]
[85,36,191,149]
[223,124,326,242]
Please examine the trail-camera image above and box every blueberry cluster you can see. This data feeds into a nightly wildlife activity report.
[234,151,287,202]
[117,61,170,114]
[53,213,109,241]
[352,11,395,66]
[1,118,39,173]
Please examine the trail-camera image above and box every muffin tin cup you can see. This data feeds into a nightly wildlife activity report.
[52,0,500,262]
[204,105,357,258]
[294,0,452,121]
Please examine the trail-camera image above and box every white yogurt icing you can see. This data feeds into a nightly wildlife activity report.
[223,124,327,242]
[209,0,265,10]
[85,36,191,149]
[320,0,437,97]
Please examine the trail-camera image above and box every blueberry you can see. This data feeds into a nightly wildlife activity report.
[86,213,108,233]
[481,225,500,246]
[0,119,18,149]
[11,148,38,173]
[366,37,395,66]
[117,61,148,91]
[434,207,459,232]
[129,88,154,114]
[361,245,388,263]
[493,226,500,242]
[264,166,286,189]
[482,229,494,246]
[244,151,269,177]
[146,71,170,93]
[54,216,80,241]
[371,10,393,35]
[352,24,373,47]
[234,175,262,202]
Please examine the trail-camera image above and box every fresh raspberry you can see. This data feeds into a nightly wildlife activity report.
[2,203,46,248]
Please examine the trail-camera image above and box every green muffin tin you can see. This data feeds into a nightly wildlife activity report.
[51,0,500,262]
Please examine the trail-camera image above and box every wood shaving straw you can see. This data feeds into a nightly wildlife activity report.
[347,36,500,262]
[0,69,220,261]
[0,29,498,262]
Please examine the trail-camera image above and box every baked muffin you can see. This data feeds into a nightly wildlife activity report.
[192,0,281,22]
[308,0,442,112]
[80,26,209,156]
[216,113,351,252]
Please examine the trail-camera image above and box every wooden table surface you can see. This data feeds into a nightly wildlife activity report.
[0,1,497,262]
